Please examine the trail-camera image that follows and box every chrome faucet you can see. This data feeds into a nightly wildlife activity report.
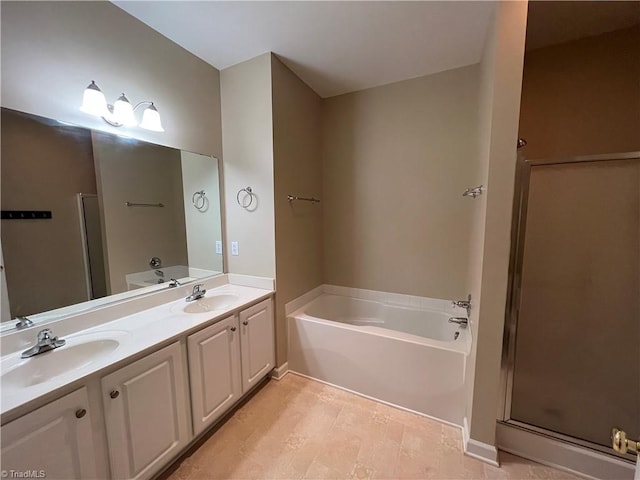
[452,294,472,316]
[168,278,182,288]
[15,316,34,330]
[448,317,468,328]
[21,328,66,358]
[186,283,206,302]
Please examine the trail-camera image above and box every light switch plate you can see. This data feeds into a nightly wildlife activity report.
[215,240,222,255]
[231,241,239,256]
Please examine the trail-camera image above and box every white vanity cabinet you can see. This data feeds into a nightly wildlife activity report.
[187,315,242,436]
[101,341,190,480]
[0,387,100,479]
[0,291,275,480]
[239,298,275,393]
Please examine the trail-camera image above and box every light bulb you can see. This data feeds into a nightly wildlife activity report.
[139,103,164,132]
[113,93,137,127]
[80,81,108,117]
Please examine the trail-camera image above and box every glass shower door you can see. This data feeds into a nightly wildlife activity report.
[508,154,640,452]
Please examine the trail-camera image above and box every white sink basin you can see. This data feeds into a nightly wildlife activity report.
[2,337,121,388]
[173,294,239,314]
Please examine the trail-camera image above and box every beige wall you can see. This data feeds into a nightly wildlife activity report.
[464,1,527,446]
[321,65,480,300]
[519,26,640,159]
[93,132,188,294]
[1,1,222,158]
[1,109,96,317]
[272,55,324,366]
[220,54,276,278]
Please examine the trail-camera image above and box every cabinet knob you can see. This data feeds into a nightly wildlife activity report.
[243,321,249,326]
[230,327,237,332]
[75,408,87,419]
[110,390,120,399]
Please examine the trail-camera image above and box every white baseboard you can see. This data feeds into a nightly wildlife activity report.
[462,417,499,467]
[497,422,634,480]
[270,362,289,380]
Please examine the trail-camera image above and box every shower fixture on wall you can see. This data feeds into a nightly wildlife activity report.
[462,185,484,198]
[80,80,164,132]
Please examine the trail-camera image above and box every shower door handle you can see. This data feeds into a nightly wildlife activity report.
[611,428,639,455]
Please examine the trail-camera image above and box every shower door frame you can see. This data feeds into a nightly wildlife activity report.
[498,150,640,461]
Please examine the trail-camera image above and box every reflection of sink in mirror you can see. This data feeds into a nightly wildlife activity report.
[125,266,218,290]
[126,265,189,290]
[174,294,240,315]
[1,335,123,388]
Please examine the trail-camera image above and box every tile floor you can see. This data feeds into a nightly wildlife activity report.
[165,374,582,480]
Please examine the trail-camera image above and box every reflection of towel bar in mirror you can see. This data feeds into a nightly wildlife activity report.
[287,195,320,203]
[125,202,164,207]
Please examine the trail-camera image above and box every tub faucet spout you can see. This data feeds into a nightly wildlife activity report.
[448,317,468,328]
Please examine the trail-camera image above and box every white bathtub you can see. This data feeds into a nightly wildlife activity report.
[287,289,470,426]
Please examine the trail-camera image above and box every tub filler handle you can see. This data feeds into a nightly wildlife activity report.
[452,294,472,316]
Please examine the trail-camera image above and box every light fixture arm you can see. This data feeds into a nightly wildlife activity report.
[102,104,124,127]
[132,101,155,111]
[101,100,162,131]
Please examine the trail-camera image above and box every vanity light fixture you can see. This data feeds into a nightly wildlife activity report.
[80,81,164,132]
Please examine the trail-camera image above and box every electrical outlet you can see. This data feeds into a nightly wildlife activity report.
[215,240,222,255]
[231,241,239,256]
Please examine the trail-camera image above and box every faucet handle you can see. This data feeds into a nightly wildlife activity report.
[15,316,34,330]
[37,328,53,341]
[193,283,204,293]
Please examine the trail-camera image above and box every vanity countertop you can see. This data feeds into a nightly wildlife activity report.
[0,282,273,419]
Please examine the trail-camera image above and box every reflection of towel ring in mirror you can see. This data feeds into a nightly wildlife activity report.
[236,186,256,210]
[192,190,208,212]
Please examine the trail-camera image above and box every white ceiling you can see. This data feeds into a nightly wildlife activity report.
[113,1,496,98]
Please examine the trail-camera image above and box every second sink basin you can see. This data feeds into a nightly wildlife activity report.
[2,338,121,389]
[175,294,240,314]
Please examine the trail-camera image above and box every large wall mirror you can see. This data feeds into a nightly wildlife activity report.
[0,108,224,331]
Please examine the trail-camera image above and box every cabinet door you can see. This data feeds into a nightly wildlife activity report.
[240,298,275,393]
[1,387,99,479]
[101,341,190,480]
[187,315,241,436]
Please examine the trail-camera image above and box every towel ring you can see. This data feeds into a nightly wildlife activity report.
[236,186,256,209]
[192,190,207,211]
